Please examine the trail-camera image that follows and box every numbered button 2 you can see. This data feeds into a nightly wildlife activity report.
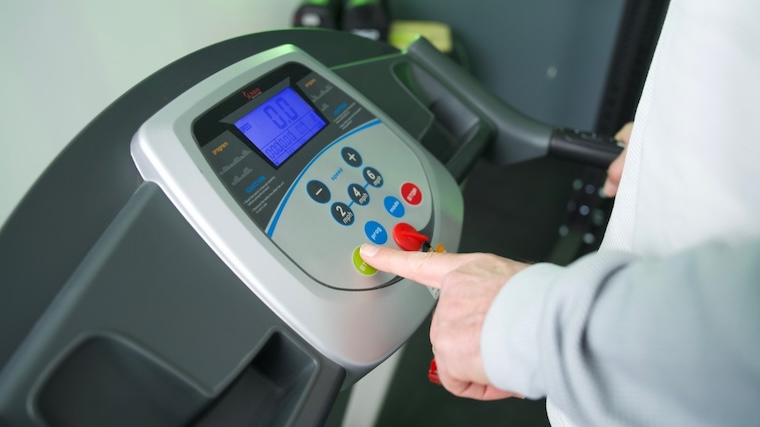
[348,183,370,206]
[331,202,355,226]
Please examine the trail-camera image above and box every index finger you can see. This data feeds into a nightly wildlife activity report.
[359,243,470,288]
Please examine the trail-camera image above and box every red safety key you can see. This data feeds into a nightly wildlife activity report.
[392,222,430,251]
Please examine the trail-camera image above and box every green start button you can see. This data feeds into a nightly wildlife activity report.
[352,246,377,276]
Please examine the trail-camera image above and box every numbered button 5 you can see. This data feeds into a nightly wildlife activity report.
[348,183,370,206]
[331,202,355,226]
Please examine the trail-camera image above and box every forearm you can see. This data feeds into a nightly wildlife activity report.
[482,238,760,425]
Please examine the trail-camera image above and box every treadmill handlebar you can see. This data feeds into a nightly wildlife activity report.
[549,128,624,169]
[405,37,552,166]
[405,37,623,169]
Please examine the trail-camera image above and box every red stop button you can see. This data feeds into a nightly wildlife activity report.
[401,182,422,206]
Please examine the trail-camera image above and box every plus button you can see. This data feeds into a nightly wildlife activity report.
[341,147,362,167]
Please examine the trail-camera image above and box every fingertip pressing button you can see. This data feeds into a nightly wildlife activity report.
[353,246,378,276]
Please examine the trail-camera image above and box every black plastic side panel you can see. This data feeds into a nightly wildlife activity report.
[192,332,320,427]
[0,183,344,426]
[37,336,207,427]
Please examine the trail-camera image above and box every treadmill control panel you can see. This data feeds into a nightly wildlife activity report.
[132,46,443,291]
[191,62,432,290]
[130,44,463,374]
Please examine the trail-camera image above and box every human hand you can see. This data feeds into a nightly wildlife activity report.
[360,243,529,400]
[603,121,634,197]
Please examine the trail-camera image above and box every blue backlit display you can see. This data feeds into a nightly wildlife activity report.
[235,87,326,167]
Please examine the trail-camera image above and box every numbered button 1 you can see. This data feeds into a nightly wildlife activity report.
[341,147,362,167]
[331,202,355,226]
[363,166,383,187]
[348,183,370,206]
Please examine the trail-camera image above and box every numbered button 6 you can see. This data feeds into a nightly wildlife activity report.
[363,166,383,187]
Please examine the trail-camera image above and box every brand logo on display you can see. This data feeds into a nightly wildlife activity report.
[242,87,262,101]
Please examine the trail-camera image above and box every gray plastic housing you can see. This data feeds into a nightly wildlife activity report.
[131,44,463,377]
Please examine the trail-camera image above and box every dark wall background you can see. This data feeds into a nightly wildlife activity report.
[387,0,626,130]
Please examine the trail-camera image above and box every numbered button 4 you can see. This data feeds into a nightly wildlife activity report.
[348,183,370,206]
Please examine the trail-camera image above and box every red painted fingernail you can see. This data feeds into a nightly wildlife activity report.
[428,359,441,385]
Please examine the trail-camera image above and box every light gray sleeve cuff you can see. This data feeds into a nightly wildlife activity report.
[480,251,636,399]
[481,262,563,397]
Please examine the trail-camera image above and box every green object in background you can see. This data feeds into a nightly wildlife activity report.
[345,0,380,6]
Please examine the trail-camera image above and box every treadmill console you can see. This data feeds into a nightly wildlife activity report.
[131,45,462,371]
[190,61,432,290]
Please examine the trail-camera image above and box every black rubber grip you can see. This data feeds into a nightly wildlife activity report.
[549,128,623,168]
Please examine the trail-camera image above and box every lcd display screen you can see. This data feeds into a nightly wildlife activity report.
[234,87,326,167]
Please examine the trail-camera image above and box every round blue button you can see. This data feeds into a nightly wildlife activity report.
[384,196,405,218]
[364,221,388,244]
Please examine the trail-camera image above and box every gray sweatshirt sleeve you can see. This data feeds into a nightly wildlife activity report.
[481,238,760,426]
